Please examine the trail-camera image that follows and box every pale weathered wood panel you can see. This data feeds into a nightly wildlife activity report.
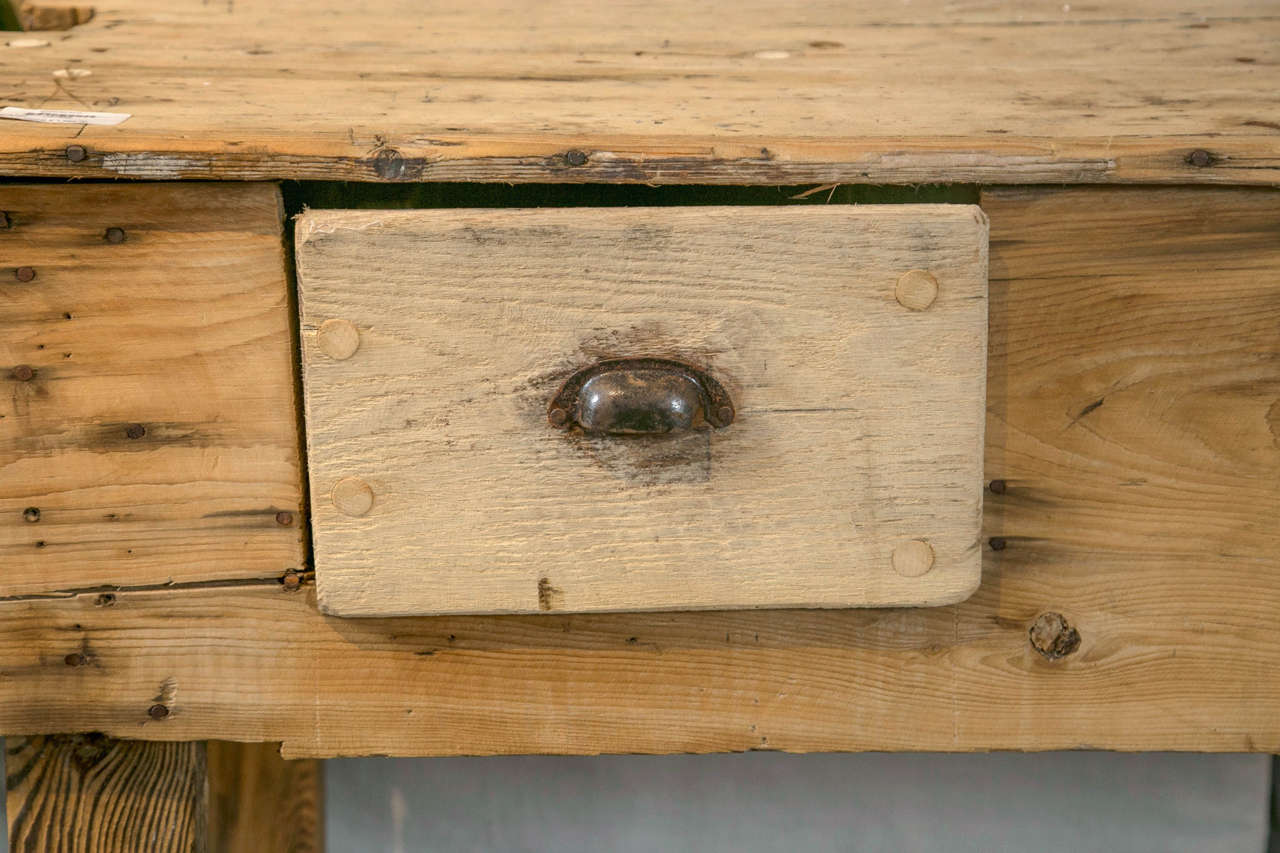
[0,0,1277,184]
[297,207,988,615]
[207,742,323,853]
[6,736,208,853]
[0,183,304,595]
[0,186,1276,756]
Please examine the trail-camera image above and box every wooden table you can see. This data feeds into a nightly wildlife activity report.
[2,1,1278,849]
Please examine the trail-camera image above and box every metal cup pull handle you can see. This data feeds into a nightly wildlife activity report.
[547,358,735,435]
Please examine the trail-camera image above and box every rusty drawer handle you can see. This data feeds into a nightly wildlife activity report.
[547,357,735,435]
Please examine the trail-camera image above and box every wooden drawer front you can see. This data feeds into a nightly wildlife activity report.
[296,206,988,616]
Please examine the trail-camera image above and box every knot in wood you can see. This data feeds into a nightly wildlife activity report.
[67,733,113,773]
[372,148,406,180]
[1029,612,1081,660]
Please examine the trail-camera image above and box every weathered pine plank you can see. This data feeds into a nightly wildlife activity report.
[207,742,323,853]
[6,736,207,852]
[297,206,988,615]
[0,183,305,596]
[1,186,1276,756]
[0,0,1277,184]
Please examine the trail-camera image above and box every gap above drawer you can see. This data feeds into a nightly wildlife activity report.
[295,205,988,616]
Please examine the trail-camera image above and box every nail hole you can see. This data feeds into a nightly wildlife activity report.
[104,226,126,244]
[147,703,170,720]
[1186,149,1215,168]
[23,507,40,522]
[124,423,146,440]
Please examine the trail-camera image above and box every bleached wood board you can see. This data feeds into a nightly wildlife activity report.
[2,188,1278,755]
[0,0,1277,185]
[296,206,988,616]
[0,183,305,595]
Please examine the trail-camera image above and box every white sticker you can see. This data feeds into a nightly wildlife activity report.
[0,106,130,126]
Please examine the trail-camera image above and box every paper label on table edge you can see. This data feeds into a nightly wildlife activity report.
[0,106,131,126]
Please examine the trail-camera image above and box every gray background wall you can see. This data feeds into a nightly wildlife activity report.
[326,752,1271,853]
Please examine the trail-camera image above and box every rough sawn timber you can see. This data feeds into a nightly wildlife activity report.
[0,0,1277,184]
[6,736,208,853]
[1,186,1277,757]
[0,183,305,596]
[296,206,989,616]
[207,741,323,853]
[6,738,322,852]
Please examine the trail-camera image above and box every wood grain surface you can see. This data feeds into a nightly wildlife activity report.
[2,186,1277,756]
[6,736,207,852]
[0,0,1277,184]
[6,738,320,852]
[297,206,988,615]
[207,742,323,853]
[0,183,305,596]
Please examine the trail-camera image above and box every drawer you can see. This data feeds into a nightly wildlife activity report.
[295,206,988,616]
